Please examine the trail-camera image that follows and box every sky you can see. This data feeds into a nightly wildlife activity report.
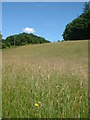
[2,2,85,42]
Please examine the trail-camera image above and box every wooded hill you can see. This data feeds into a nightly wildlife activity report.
[2,33,50,49]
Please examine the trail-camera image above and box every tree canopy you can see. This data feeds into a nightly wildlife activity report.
[62,2,90,40]
[2,33,50,49]
[0,31,2,42]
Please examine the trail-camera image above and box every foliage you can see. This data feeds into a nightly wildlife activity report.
[0,31,2,42]
[62,2,90,40]
[83,2,90,13]
[2,33,50,49]
[0,32,2,49]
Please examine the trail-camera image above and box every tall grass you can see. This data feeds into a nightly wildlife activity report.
[2,41,88,118]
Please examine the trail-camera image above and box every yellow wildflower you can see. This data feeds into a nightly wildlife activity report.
[35,103,38,107]
[38,101,41,104]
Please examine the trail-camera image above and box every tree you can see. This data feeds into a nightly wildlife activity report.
[0,31,2,42]
[84,2,90,13]
[0,32,2,49]
[62,1,90,40]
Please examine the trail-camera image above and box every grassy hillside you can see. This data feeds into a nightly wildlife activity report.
[2,40,88,118]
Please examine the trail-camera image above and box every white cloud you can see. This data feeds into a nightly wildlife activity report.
[23,27,35,33]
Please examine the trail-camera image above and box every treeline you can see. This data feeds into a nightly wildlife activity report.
[2,33,50,49]
[62,2,90,40]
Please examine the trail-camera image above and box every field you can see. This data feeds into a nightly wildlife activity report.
[2,41,88,118]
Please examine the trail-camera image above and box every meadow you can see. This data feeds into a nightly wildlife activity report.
[2,40,88,118]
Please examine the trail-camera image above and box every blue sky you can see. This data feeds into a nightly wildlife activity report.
[2,2,85,42]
